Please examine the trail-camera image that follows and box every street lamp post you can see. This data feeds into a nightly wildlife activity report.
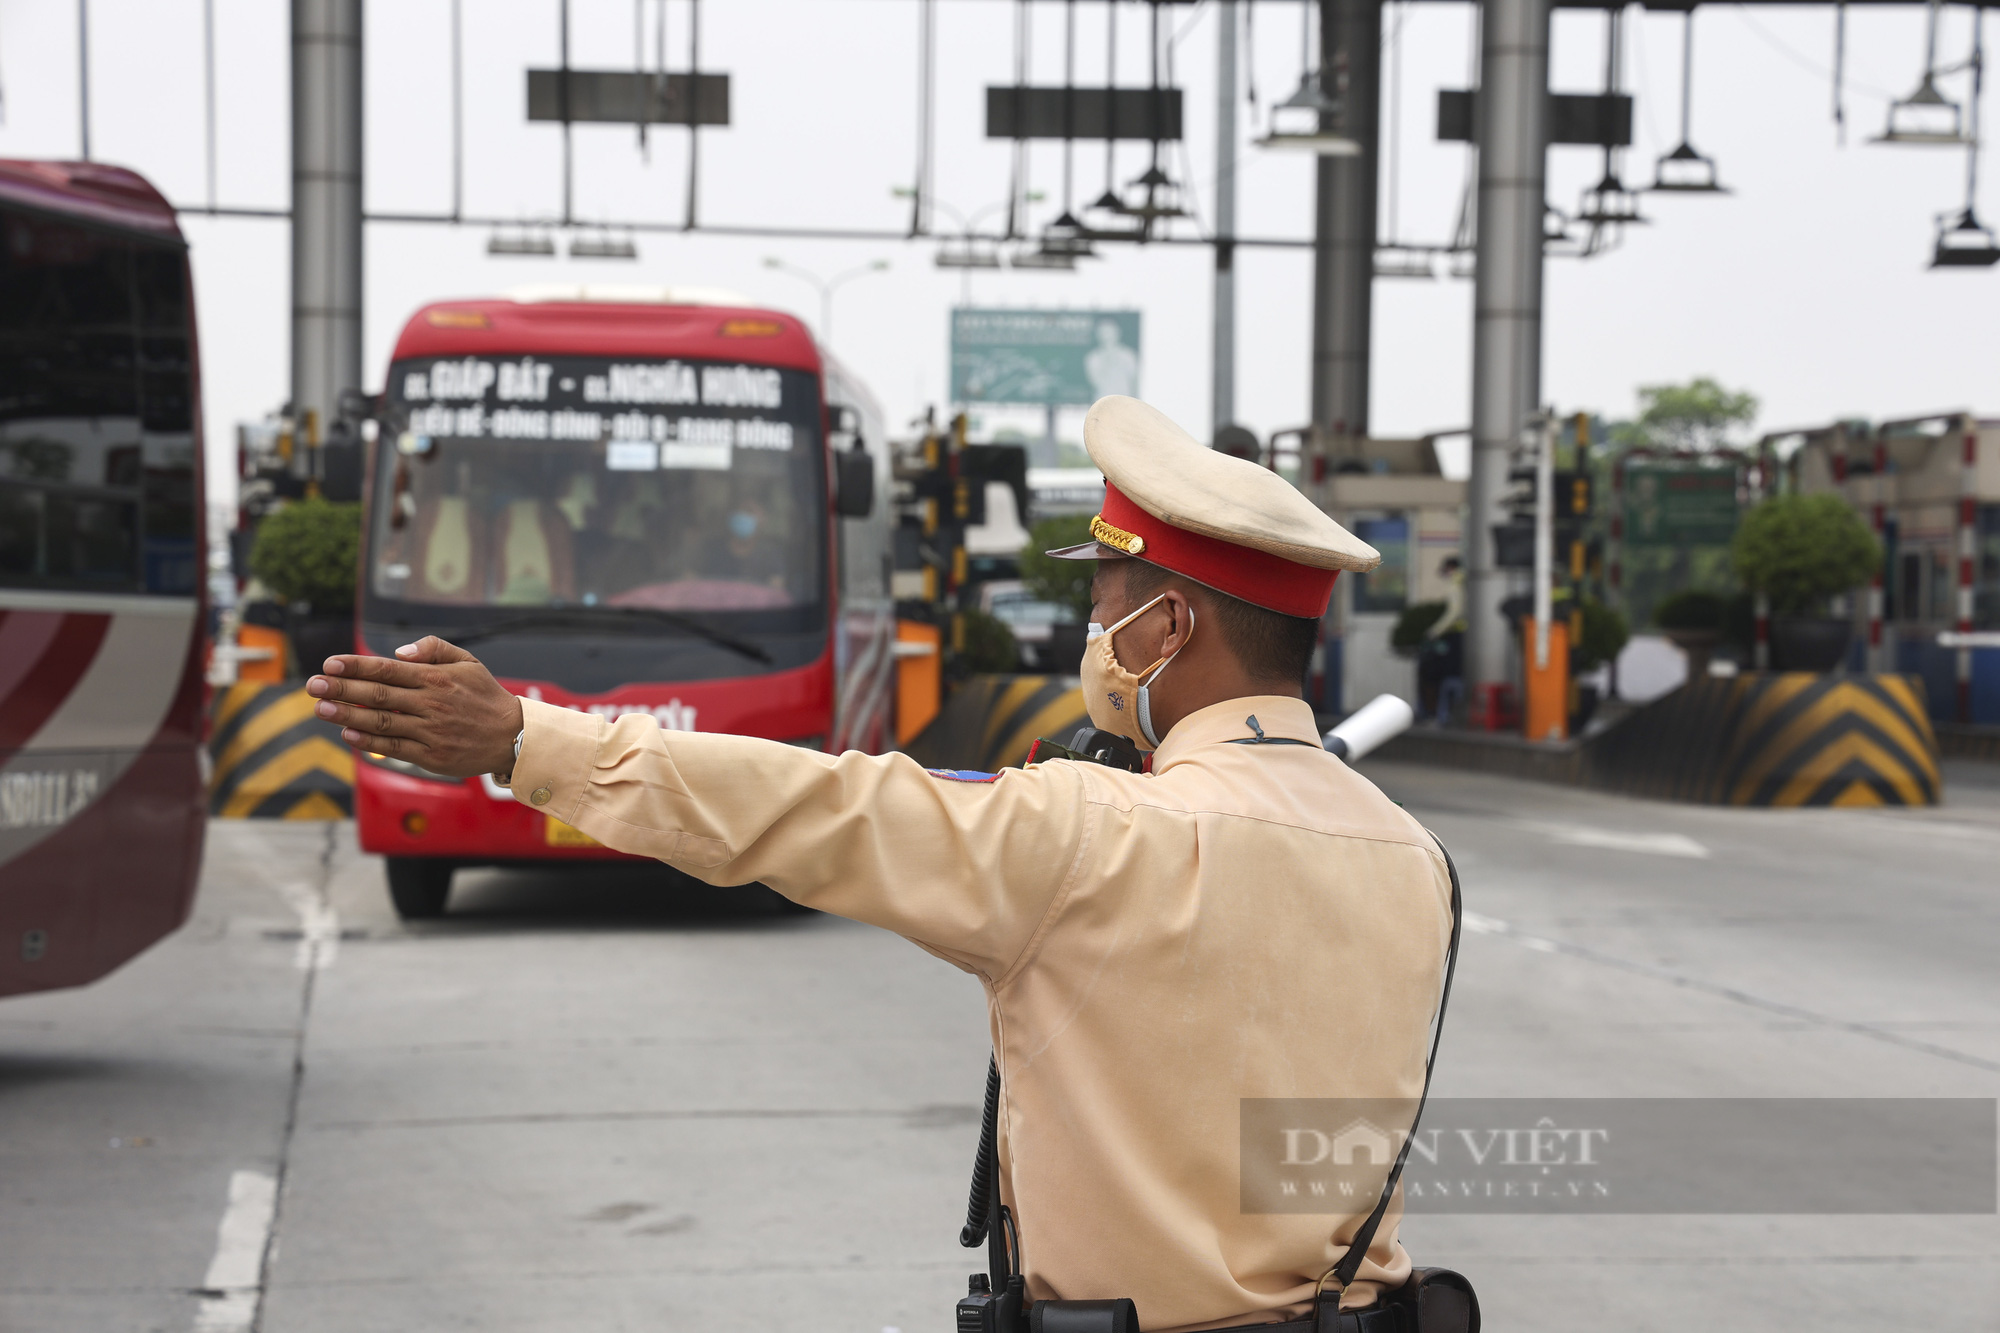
[761,257,891,347]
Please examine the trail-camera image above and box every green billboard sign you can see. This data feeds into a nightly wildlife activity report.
[1623,465,1741,547]
[950,308,1141,406]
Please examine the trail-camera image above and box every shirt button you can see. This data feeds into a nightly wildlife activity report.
[529,786,552,806]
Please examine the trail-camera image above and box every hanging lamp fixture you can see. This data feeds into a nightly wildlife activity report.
[1039,210,1098,259]
[1120,163,1188,222]
[1038,0,1099,259]
[1010,246,1078,271]
[1576,172,1647,226]
[1876,0,1975,145]
[1374,246,1435,279]
[1374,1,1431,277]
[934,234,1004,269]
[487,222,557,257]
[1576,11,1646,232]
[1932,209,2000,265]
[1931,12,1999,266]
[1650,12,1728,193]
[1256,0,1360,155]
[1542,202,1586,258]
[569,226,638,260]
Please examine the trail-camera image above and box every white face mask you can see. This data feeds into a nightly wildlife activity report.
[1080,593,1194,750]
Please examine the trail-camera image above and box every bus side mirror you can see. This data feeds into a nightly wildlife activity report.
[835,447,874,518]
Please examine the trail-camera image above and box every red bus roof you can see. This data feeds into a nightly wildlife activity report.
[0,159,183,240]
[390,292,824,373]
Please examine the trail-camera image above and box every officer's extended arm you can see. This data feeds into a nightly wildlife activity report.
[310,637,1087,979]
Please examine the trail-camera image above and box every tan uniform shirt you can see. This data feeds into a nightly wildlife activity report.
[511,694,1453,1332]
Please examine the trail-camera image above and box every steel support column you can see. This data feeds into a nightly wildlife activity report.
[1309,0,1380,448]
[291,0,364,460]
[1464,0,1551,693]
[1213,0,1239,434]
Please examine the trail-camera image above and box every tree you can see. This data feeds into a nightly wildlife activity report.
[1731,494,1881,618]
[250,498,362,613]
[1019,514,1096,620]
[1620,377,1759,454]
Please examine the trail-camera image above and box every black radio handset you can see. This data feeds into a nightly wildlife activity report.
[1022,727,1145,773]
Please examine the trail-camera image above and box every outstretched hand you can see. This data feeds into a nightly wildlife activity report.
[307,637,525,778]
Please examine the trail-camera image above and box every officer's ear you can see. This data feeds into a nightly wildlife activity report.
[1158,588,1196,657]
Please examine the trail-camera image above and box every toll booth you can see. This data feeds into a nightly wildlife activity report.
[1784,413,2000,724]
[1304,435,1466,716]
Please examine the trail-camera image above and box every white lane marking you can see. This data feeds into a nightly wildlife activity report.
[193,1169,277,1332]
[274,879,339,971]
[1514,819,1710,859]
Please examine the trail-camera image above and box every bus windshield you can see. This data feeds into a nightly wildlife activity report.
[371,355,825,623]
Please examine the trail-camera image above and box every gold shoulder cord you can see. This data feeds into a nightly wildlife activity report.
[1089,513,1146,556]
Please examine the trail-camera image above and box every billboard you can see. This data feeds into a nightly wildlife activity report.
[950,308,1142,406]
[1622,465,1741,547]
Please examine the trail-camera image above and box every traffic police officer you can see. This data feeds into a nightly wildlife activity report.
[308,396,1456,1332]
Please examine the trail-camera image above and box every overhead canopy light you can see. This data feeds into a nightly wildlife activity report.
[1120,165,1188,222]
[1374,246,1435,279]
[1928,11,1995,266]
[1876,74,1974,145]
[1039,211,1098,259]
[1649,13,1729,194]
[569,231,638,260]
[1255,70,1360,156]
[1931,208,2000,267]
[1010,247,1077,271]
[1577,172,1648,227]
[1652,142,1728,194]
[1875,0,1975,146]
[487,226,556,257]
[934,237,1003,269]
[1256,2,1360,156]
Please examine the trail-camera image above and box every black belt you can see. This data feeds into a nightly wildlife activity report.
[1205,1302,1404,1333]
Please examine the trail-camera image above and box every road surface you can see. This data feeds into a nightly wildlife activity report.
[2,760,1997,1331]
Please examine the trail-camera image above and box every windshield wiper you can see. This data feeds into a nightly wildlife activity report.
[444,606,773,664]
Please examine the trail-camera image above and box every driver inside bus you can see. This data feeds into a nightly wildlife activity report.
[706,497,789,594]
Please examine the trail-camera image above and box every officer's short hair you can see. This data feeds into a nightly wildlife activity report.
[1121,559,1320,689]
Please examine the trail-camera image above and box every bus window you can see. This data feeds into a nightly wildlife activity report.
[371,357,826,618]
[0,209,196,595]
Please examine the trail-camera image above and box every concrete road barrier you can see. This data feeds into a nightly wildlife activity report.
[207,683,355,819]
[1590,673,1940,807]
[1383,673,1942,808]
[902,674,1088,773]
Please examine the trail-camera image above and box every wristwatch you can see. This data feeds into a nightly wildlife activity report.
[495,729,524,786]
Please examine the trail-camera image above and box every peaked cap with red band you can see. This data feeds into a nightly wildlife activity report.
[1046,396,1379,619]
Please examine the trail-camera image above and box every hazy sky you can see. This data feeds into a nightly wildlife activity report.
[0,0,1993,505]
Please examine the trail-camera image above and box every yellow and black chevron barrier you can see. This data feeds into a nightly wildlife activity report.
[902,674,1088,773]
[1588,673,1940,807]
[207,683,356,819]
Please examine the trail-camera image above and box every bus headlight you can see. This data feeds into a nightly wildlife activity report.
[359,751,463,783]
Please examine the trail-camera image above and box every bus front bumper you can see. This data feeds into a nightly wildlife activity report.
[354,760,637,862]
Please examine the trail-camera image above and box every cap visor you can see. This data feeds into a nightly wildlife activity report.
[1043,541,1130,561]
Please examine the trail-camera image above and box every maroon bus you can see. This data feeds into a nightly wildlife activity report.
[0,160,208,996]
[354,290,896,917]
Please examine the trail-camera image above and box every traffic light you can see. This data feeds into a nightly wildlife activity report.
[1492,467,1591,570]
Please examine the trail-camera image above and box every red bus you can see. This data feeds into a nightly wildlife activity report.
[0,160,207,996]
[356,289,896,917]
